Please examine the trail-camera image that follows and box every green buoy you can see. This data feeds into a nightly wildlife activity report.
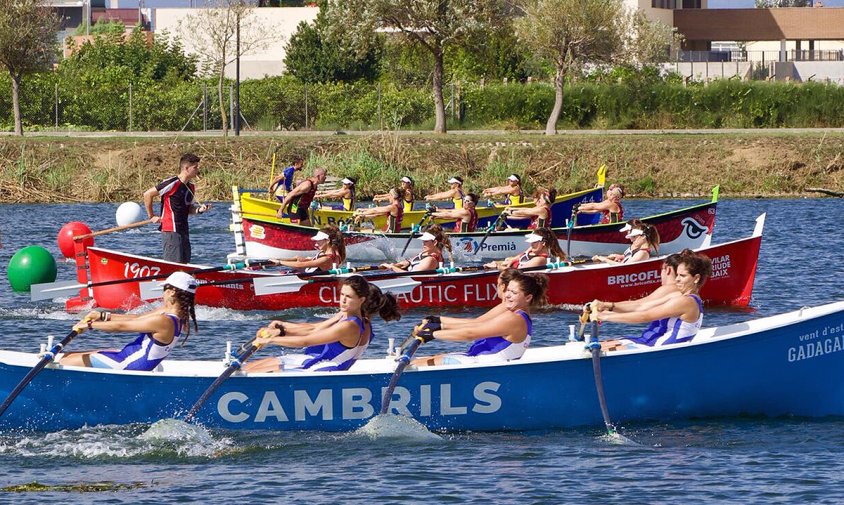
[7,246,57,292]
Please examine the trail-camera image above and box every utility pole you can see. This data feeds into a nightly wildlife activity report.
[234,4,241,136]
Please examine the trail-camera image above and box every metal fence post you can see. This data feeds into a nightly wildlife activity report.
[450,82,455,121]
[54,83,58,129]
[229,82,234,131]
[304,83,308,130]
[377,82,382,130]
[203,82,207,132]
[128,82,133,132]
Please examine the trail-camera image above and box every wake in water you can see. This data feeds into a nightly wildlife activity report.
[353,414,444,442]
[0,420,234,459]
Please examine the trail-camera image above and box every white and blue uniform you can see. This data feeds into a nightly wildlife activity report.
[89,314,181,371]
[442,310,532,364]
[624,294,704,347]
[279,316,370,372]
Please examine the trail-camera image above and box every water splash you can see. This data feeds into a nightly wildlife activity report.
[598,430,640,446]
[0,421,234,459]
[0,307,82,321]
[354,414,443,442]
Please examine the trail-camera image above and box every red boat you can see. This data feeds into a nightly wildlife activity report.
[66,214,763,312]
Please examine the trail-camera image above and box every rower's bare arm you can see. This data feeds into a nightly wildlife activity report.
[426,189,455,201]
[578,200,613,212]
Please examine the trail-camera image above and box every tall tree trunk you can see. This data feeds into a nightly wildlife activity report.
[11,72,23,136]
[545,65,565,136]
[432,49,447,134]
[218,70,229,138]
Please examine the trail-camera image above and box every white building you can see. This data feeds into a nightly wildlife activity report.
[153,6,318,79]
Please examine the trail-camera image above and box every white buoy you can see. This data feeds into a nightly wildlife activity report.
[116,202,144,226]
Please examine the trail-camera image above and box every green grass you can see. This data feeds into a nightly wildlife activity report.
[1,131,842,202]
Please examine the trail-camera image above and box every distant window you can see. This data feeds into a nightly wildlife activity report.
[652,0,700,7]
[652,0,678,8]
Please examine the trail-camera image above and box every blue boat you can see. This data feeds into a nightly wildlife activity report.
[1,300,843,432]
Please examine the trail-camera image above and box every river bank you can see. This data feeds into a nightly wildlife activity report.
[1,130,842,202]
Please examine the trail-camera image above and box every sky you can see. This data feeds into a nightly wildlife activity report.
[709,0,844,6]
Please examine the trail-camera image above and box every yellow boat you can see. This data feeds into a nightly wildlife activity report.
[233,165,607,231]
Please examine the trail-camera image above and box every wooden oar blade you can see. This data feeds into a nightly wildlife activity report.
[29,280,84,301]
[370,278,421,295]
[252,275,310,296]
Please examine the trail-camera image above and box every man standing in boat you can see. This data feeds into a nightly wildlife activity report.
[277,167,327,226]
[143,153,210,264]
[268,155,305,202]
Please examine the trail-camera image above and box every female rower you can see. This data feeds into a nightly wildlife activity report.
[353,187,404,232]
[595,249,711,350]
[375,176,415,213]
[245,275,401,372]
[424,176,465,209]
[484,227,566,270]
[60,271,199,370]
[270,225,346,272]
[435,268,522,329]
[592,221,660,264]
[482,174,525,205]
[576,183,624,224]
[380,224,453,272]
[430,193,479,232]
[410,271,548,366]
[315,177,356,211]
[505,188,557,230]
[592,252,683,314]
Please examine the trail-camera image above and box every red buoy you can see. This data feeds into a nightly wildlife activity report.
[57,221,94,258]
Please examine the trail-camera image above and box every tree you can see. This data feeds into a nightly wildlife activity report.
[179,0,276,136]
[327,0,509,133]
[0,0,60,135]
[284,1,382,83]
[515,0,679,135]
[626,9,684,65]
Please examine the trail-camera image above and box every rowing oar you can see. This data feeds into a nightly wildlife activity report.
[566,205,578,258]
[73,218,155,241]
[380,331,426,415]
[184,337,266,423]
[583,304,635,444]
[0,326,84,418]
[473,211,507,256]
[253,265,487,296]
[30,259,274,301]
[400,212,433,257]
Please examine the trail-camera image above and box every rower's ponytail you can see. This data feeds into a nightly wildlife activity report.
[170,287,198,344]
[343,275,402,322]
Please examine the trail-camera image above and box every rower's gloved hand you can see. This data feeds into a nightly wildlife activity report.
[572,203,581,214]
[413,319,441,343]
[422,315,441,326]
[580,302,593,325]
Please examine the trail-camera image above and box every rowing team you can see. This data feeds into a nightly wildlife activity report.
[60,248,711,373]
[274,166,625,233]
[269,216,661,277]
